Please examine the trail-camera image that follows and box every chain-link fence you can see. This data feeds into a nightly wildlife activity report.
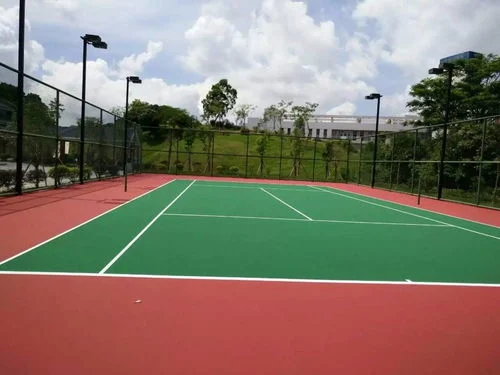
[0,61,141,194]
[141,115,499,209]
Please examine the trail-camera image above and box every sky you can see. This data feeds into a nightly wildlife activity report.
[1,0,500,121]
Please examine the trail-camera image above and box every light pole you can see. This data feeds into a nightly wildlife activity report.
[124,76,142,192]
[80,34,107,184]
[365,93,382,188]
[429,63,453,200]
[15,0,26,194]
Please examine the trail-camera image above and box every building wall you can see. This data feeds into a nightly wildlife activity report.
[247,114,419,142]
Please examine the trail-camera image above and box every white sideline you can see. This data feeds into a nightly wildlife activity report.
[98,180,197,274]
[311,186,500,241]
[0,270,499,288]
[260,188,313,221]
[162,213,450,227]
[0,179,178,267]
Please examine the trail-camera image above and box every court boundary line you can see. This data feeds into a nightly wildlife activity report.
[162,213,451,227]
[0,179,178,266]
[311,186,500,241]
[193,184,323,193]
[260,188,313,221]
[190,178,499,229]
[321,184,500,230]
[1,270,499,288]
[99,179,197,274]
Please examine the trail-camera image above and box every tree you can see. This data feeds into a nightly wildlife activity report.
[276,100,293,129]
[290,127,305,177]
[255,132,270,176]
[23,93,56,187]
[202,79,238,127]
[291,102,318,131]
[322,141,335,178]
[263,105,279,131]
[198,125,214,173]
[234,104,256,128]
[183,129,197,171]
[407,53,500,194]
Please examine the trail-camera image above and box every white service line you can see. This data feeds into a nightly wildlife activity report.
[260,188,313,221]
[99,180,197,274]
[1,270,499,288]
[0,179,178,267]
[163,213,308,222]
[163,213,450,227]
[311,186,500,241]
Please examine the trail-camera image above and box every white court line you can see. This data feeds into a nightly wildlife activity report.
[163,213,308,222]
[0,179,178,267]
[311,186,500,241]
[194,184,323,193]
[99,180,197,274]
[163,213,450,227]
[260,188,313,221]
[1,270,499,288]
[315,184,500,230]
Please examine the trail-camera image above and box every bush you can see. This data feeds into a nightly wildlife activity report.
[216,165,226,174]
[240,128,250,135]
[229,166,239,175]
[24,169,47,186]
[0,169,16,189]
[68,167,79,183]
[48,165,70,185]
[83,166,93,180]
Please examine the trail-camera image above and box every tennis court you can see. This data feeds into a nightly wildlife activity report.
[1,176,499,374]
[1,178,499,283]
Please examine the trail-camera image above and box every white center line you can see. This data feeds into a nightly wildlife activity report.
[0,179,178,267]
[99,180,197,274]
[162,213,450,227]
[260,188,313,221]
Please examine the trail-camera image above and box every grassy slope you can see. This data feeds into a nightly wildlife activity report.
[142,130,361,181]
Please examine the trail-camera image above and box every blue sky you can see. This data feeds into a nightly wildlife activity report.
[1,0,499,119]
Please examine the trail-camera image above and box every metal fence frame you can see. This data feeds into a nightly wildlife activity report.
[0,61,141,194]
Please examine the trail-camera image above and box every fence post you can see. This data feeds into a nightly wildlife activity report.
[54,90,60,188]
[278,135,283,180]
[210,132,215,177]
[312,137,317,182]
[358,137,363,184]
[476,119,487,205]
[389,133,395,190]
[245,133,249,178]
[112,115,117,165]
[15,0,26,194]
[98,109,103,180]
[411,129,418,193]
[346,139,351,182]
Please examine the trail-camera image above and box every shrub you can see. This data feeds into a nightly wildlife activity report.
[68,167,79,183]
[175,162,184,172]
[240,128,250,135]
[229,166,239,175]
[0,169,16,189]
[48,165,70,185]
[24,169,47,186]
[216,165,226,174]
[83,166,93,180]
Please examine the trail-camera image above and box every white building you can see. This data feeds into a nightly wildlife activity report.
[246,114,419,142]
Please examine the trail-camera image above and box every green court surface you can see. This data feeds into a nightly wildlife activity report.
[1,179,499,285]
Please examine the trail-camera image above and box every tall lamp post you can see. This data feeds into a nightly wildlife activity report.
[80,34,107,184]
[124,76,142,192]
[15,0,26,194]
[365,93,382,188]
[429,63,453,200]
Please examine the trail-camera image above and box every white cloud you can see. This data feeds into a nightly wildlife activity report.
[117,41,164,77]
[0,6,44,75]
[353,0,500,79]
[327,102,357,115]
